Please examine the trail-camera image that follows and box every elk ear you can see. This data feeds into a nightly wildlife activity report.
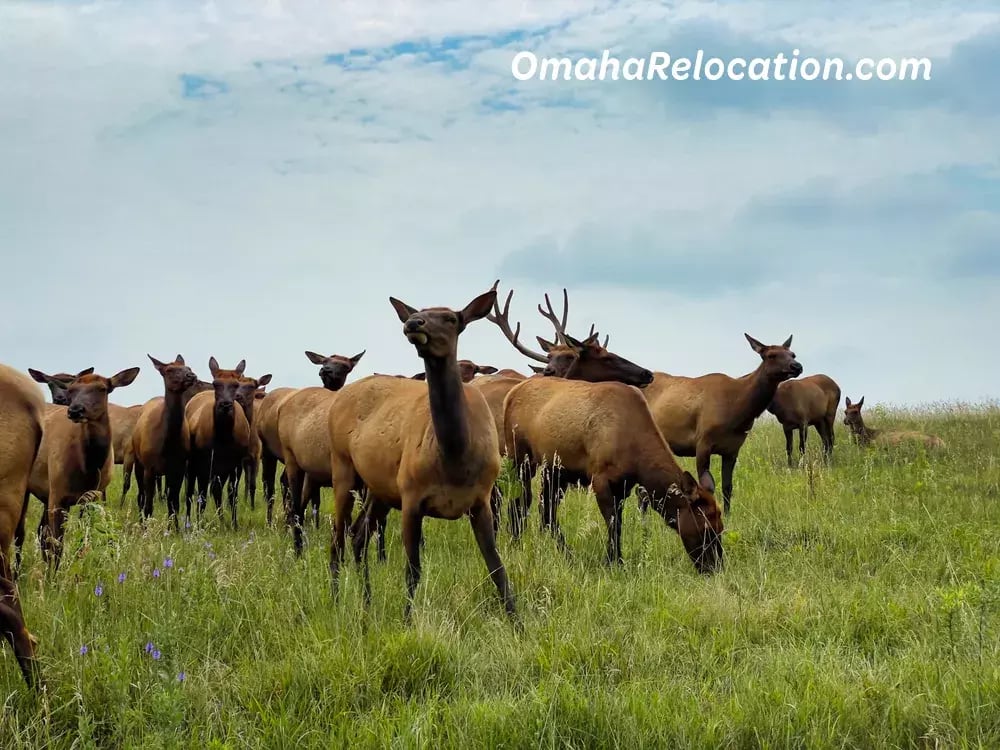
[234,359,246,376]
[844,397,852,407]
[255,388,267,400]
[175,354,185,365]
[208,357,221,377]
[389,297,419,323]
[782,334,793,348]
[698,470,716,496]
[256,374,273,387]
[536,336,554,353]
[744,333,765,354]
[28,369,63,388]
[148,354,168,372]
[350,350,366,365]
[529,364,545,373]
[459,289,498,326]
[857,396,864,408]
[411,372,427,381]
[75,367,95,378]
[304,351,327,365]
[108,367,140,391]
[478,365,498,375]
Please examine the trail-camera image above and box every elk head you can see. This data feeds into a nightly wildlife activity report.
[390,289,497,361]
[235,372,273,415]
[488,281,653,387]
[37,372,77,405]
[148,354,198,394]
[412,360,498,382]
[207,357,246,418]
[661,470,724,575]
[29,366,140,424]
[843,395,865,429]
[745,333,802,382]
[304,350,365,391]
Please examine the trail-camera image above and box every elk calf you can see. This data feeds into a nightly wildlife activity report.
[28,366,140,565]
[843,397,945,450]
[328,289,515,622]
[767,374,841,466]
[0,363,45,688]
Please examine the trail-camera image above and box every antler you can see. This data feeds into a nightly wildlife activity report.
[536,288,569,346]
[486,280,549,363]
[586,323,609,348]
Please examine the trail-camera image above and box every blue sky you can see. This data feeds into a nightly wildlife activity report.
[1,0,998,406]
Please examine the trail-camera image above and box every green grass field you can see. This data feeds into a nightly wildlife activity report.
[3,404,999,749]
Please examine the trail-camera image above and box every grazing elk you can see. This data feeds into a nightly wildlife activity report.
[185,359,269,529]
[642,334,802,514]
[278,350,365,553]
[0,363,45,688]
[767,374,841,466]
[504,378,724,571]
[27,366,140,566]
[484,282,653,535]
[328,289,516,622]
[131,356,199,524]
[121,376,212,514]
[843,396,946,450]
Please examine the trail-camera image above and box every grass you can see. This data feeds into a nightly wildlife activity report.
[2,405,999,748]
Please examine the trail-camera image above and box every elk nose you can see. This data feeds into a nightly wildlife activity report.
[404,318,425,333]
[640,368,654,384]
[67,405,84,419]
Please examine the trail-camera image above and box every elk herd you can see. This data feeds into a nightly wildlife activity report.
[0,281,946,689]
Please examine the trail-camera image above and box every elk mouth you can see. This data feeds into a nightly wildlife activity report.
[406,332,429,346]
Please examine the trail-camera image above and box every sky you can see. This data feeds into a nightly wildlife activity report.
[2,0,998,408]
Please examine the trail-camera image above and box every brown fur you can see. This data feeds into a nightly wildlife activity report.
[0,363,45,688]
[328,289,515,621]
[642,334,802,514]
[255,386,297,525]
[411,360,499,382]
[503,378,724,570]
[27,366,140,565]
[767,374,841,465]
[843,396,945,450]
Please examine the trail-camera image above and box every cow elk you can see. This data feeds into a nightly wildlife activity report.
[504,378,723,571]
[642,334,803,514]
[27,366,140,565]
[0,363,45,688]
[767,374,841,466]
[843,396,945,450]
[328,288,515,622]
[279,350,365,553]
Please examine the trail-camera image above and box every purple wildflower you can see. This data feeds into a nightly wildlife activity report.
[118,572,127,584]
[153,568,161,578]
[164,557,174,569]
[152,649,161,661]
[145,642,154,654]
[208,552,216,560]
[177,672,186,682]
[79,645,88,656]
[94,583,103,597]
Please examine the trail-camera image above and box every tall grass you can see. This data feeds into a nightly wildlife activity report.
[3,407,999,748]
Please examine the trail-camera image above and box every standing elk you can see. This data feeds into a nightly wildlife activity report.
[642,334,803,514]
[328,288,516,622]
[27,366,140,566]
[256,386,297,525]
[278,350,365,553]
[234,378,271,514]
[0,363,45,688]
[131,356,200,524]
[843,396,945,450]
[767,374,841,466]
[503,378,724,571]
[185,359,269,529]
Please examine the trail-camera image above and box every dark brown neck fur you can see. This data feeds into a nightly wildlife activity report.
[423,356,470,469]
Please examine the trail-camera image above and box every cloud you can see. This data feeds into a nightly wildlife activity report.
[0,0,997,406]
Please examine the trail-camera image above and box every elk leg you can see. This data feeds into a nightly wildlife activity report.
[799,424,808,458]
[490,483,503,536]
[329,465,357,596]
[513,456,534,540]
[121,448,134,507]
[401,506,425,624]
[13,493,28,579]
[290,472,312,554]
[0,560,39,690]
[311,481,321,529]
[783,426,794,467]
[469,499,517,620]
[261,450,277,526]
[821,419,835,461]
[720,453,737,514]
[246,458,258,512]
[352,497,388,606]
[593,477,624,565]
[44,501,68,570]
[227,471,238,530]
[375,510,387,562]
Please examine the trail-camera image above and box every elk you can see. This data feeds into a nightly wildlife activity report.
[185,359,269,529]
[256,386,297,525]
[504,378,724,570]
[235,378,271,513]
[328,288,515,622]
[642,334,803,514]
[843,396,946,450]
[278,351,365,553]
[0,363,45,688]
[410,360,499,382]
[27,366,140,566]
[484,282,653,535]
[130,356,199,523]
[121,378,212,513]
[766,374,841,466]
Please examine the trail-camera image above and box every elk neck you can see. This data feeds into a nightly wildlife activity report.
[849,414,876,445]
[162,389,187,445]
[422,354,471,466]
[729,364,787,433]
[212,403,238,445]
[77,412,112,486]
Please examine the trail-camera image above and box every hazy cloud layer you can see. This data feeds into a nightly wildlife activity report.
[2,0,997,406]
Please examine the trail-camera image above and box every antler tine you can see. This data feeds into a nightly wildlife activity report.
[485,281,550,364]
[585,322,610,349]
[536,288,569,345]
